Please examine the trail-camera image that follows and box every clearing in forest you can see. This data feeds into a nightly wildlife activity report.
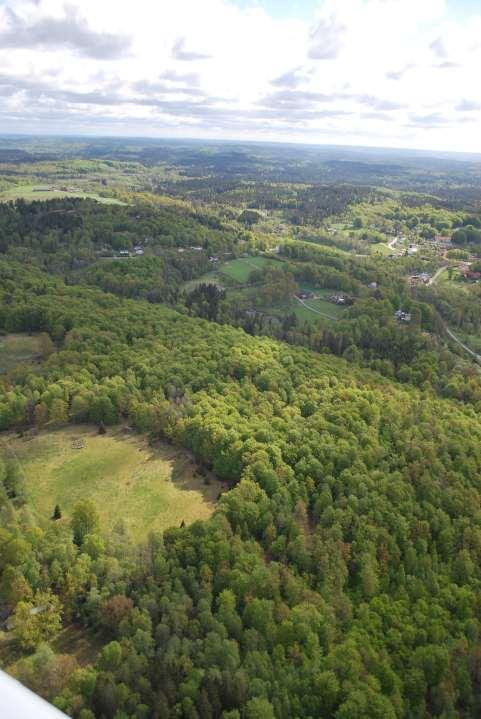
[0,333,43,373]
[0,185,124,204]
[218,256,279,283]
[2,426,223,539]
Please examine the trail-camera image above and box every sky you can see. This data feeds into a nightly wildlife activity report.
[0,0,481,151]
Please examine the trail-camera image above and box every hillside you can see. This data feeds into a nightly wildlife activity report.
[1,261,481,717]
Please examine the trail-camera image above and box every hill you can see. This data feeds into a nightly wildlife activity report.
[1,261,481,716]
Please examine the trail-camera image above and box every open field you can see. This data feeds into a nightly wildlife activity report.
[370,242,394,257]
[1,426,223,539]
[218,256,280,283]
[0,184,124,204]
[0,333,43,373]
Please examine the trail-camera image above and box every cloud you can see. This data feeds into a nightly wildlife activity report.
[258,89,336,110]
[355,95,405,111]
[456,99,481,112]
[271,66,312,89]
[434,61,460,69]
[430,36,447,58]
[0,5,131,59]
[0,0,480,150]
[308,15,345,60]
[132,79,205,97]
[407,112,466,129]
[159,70,200,86]
[171,37,211,61]
[386,64,415,81]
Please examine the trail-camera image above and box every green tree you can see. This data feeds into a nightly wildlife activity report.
[71,500,99,545]
[13,591,62,650]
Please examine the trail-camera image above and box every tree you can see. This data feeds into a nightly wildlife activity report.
[13,591,62,650]
[98,641,122,671]
[71,500,99,545]
[34,402,49,428]
[39,332,55,359]
[245,698,275,719]
[49,398,68,426]
[52,504,62,520]
[100,595,134,632]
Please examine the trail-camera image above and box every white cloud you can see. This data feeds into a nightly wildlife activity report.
[0,0,480,151]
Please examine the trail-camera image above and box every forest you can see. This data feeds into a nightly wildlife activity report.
[1,138,481,719]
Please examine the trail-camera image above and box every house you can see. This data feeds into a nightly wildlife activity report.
[133,245,144,255]
[406,244,418,256]
[329,295,353,305]
[463,269,481,281]
[190,246,203,251]
[209,256,219,263]
[410,272,430,285]
[394,309,411,323]
[119,249,129,257]
[368,282,377,289]
[296,291,315,300]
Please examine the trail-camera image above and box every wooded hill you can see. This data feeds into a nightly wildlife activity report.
[2,260,481,717]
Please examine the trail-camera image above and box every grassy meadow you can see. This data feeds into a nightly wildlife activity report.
[0,333,43,373]
[2,426,223,539]
[218,256,279,283]
[0,185,124,204]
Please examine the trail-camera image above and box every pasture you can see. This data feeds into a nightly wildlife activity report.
[0,185,124,204]
[0,333,43,374]
[218,256,279,283]
[2,426,223,539]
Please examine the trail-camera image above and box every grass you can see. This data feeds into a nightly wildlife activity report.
[2,426,224,539]
[370,242,393,257]
[0,333,42,373]
[0,185,124,204]
[183,271,224,292]
[300,297,346,319]
[218,256,279,283]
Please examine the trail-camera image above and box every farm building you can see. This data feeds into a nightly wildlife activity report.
[296,291,316,300]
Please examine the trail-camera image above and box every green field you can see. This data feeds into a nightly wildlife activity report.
[218,256,279,283]
[295,296,346,321]
[2,426,223,538]
[0,185,124,204]
[370,242,394,257]
[0,333,43,373]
